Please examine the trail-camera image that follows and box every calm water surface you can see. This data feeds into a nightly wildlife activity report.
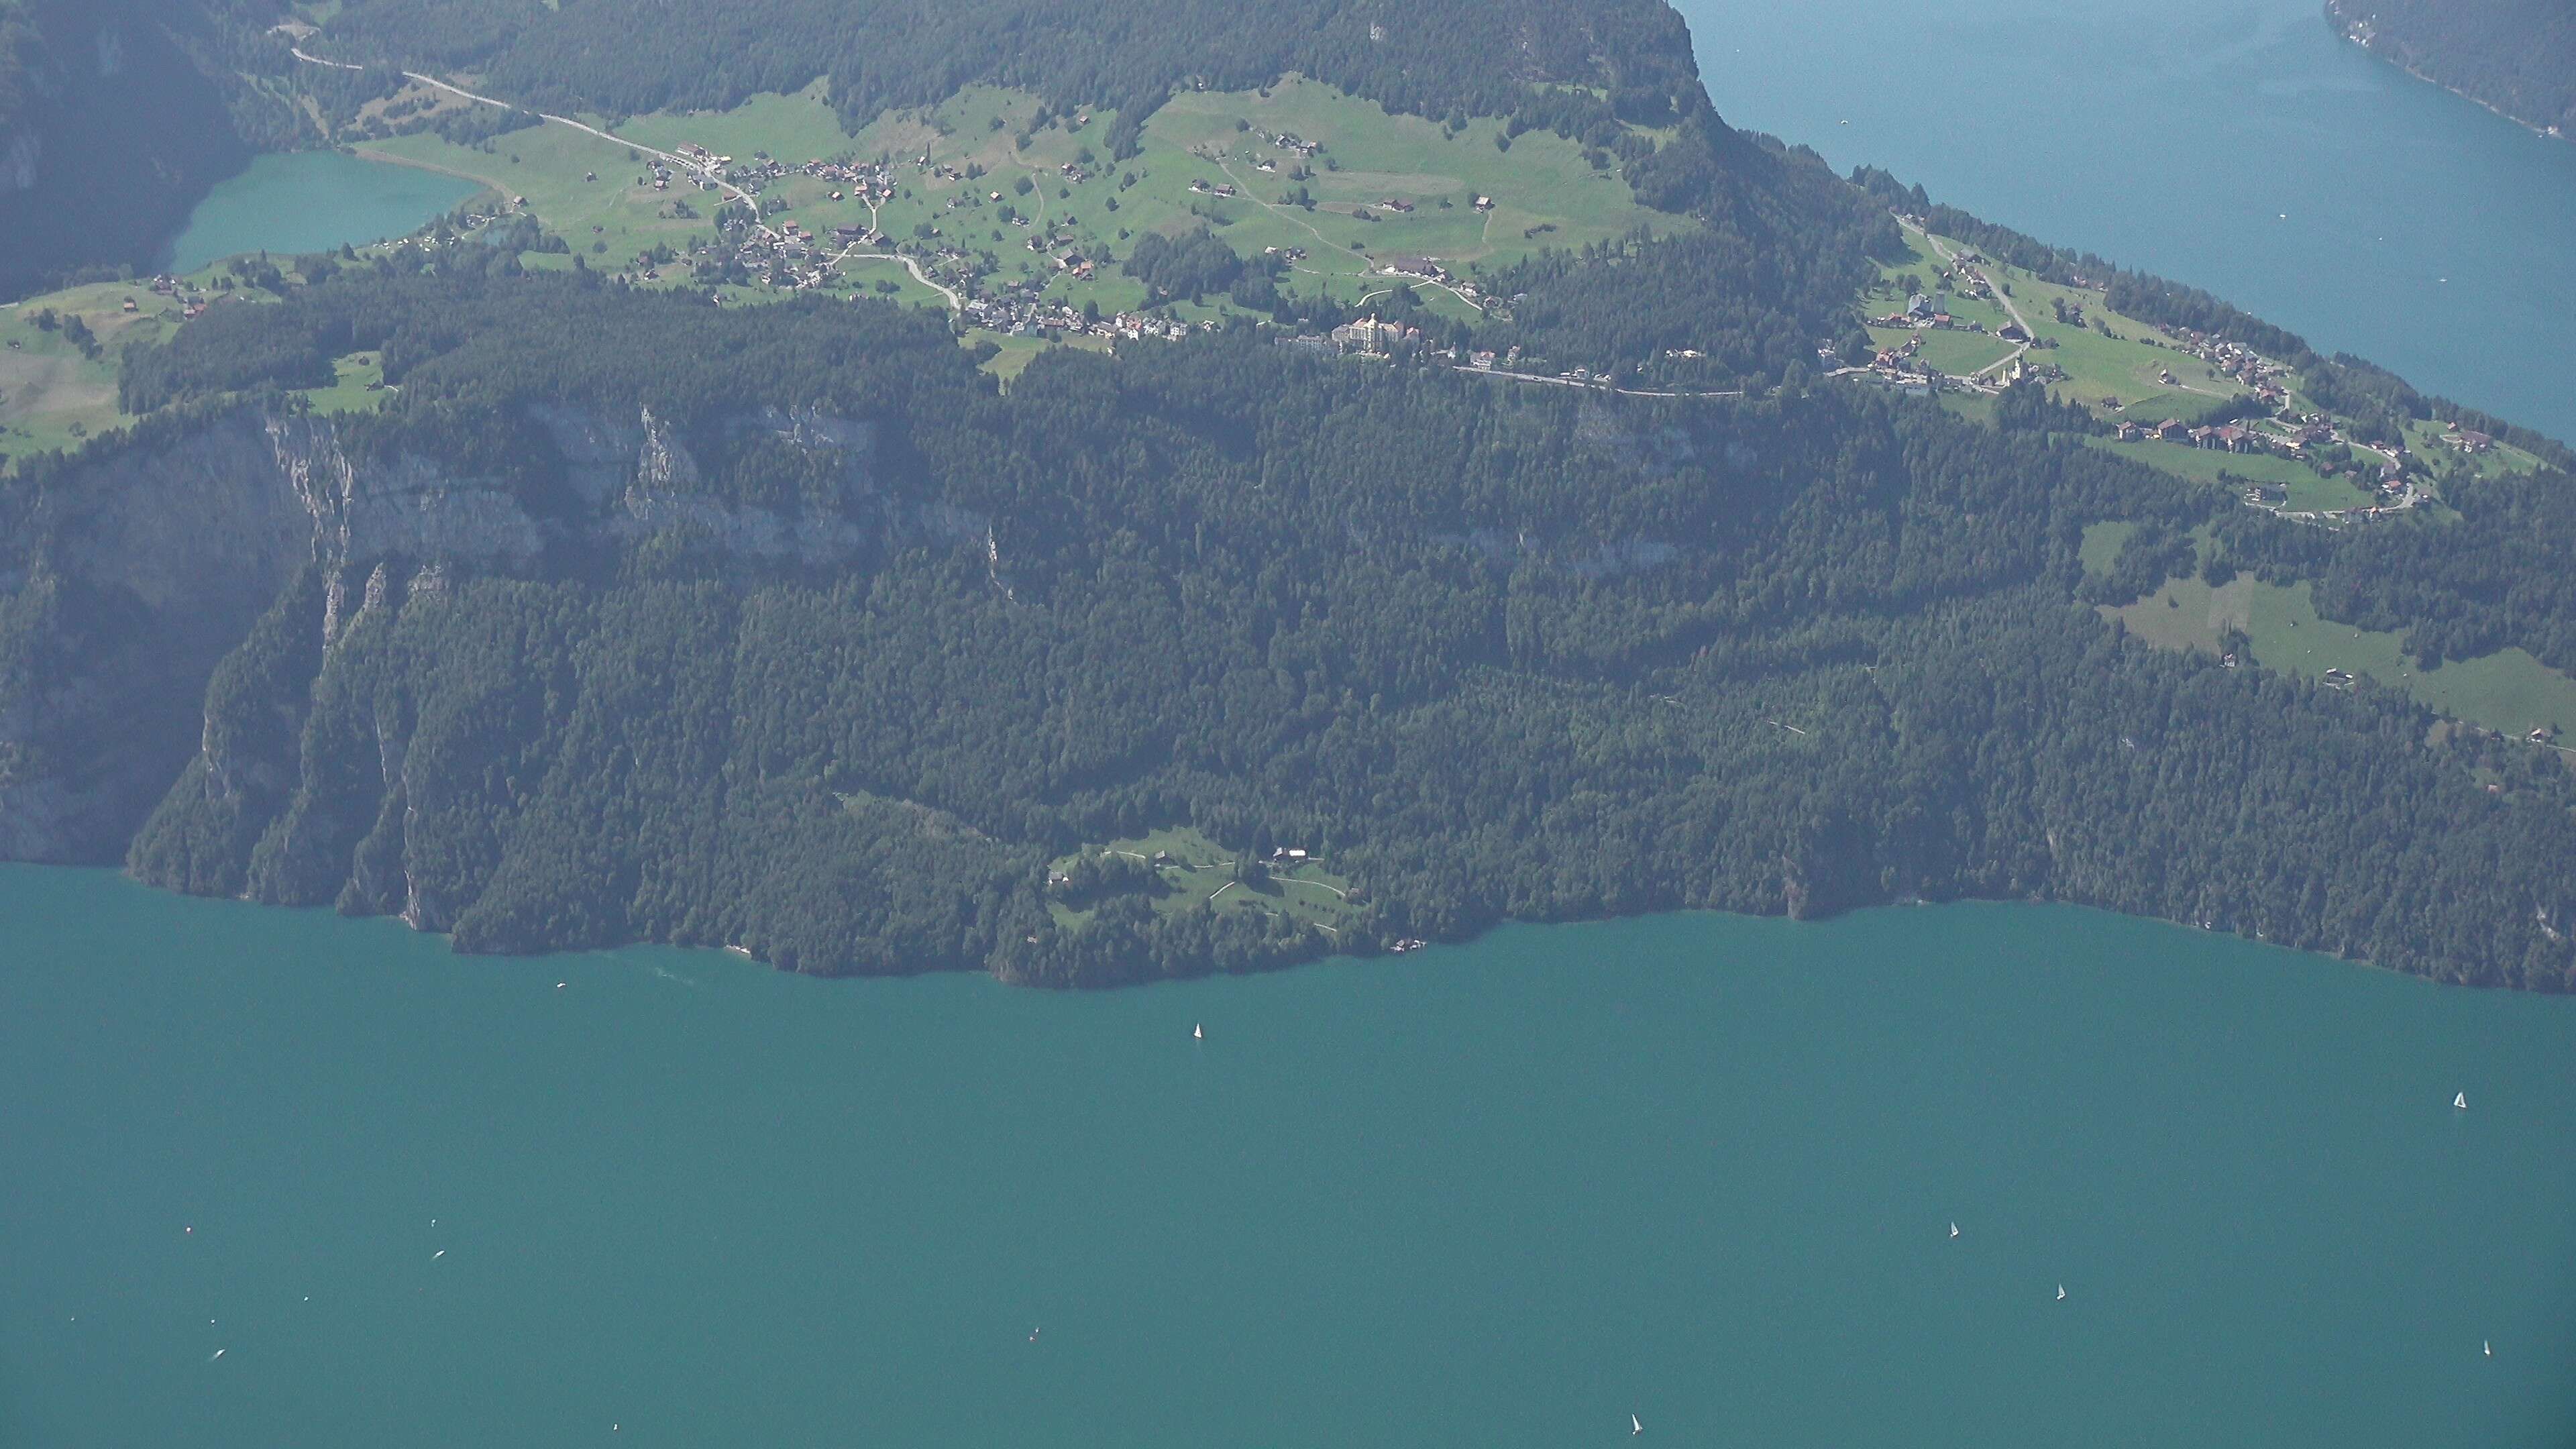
[4,866,2572,1446]
[163,151,478,275]
[1678,0,2576,441]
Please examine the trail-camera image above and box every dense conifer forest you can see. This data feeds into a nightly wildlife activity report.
[5,0,2576,991]
[315,0,1707,162]
[2329,0,2576,138]
[0,0,294,295]
[5,267,2573,989]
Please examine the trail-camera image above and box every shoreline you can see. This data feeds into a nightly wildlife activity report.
[3,858,2563,998]
[2324,3,2571,146]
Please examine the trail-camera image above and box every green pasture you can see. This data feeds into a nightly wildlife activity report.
[1047,825,1358,937]
[2111,572,2576,735]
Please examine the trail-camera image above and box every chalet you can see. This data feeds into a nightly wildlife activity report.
[1472,195,1493,212]
[2445,428,2495,454]
[2155,418,2190,443]
[1997,322,2030,343]
[1906,292,1935,319]
[2114,421,2145,442]
[2188,426,2219,449]
[2212,425,2259,454]
[1381,197,1413,213]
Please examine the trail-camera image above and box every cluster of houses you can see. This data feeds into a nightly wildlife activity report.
[959,288,1203,343]
[146,274,211,319]
[2161,330,2294,407]
[2112,417,2269,452]
[796,155,900,209]
[1871,290,2021,342]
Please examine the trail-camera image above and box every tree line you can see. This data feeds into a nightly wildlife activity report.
[1,270,2559,989]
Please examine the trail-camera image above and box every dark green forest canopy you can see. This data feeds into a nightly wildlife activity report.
[8,270,2574,991]
[2330,0,2576,136]
[315,0,1707,148]
[0,0,292,295]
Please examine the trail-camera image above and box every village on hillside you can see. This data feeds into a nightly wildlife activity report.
[1838,219,2542,523]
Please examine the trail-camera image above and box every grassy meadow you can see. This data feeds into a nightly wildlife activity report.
[2110,572,2576,737]
[1047,825,1360,939]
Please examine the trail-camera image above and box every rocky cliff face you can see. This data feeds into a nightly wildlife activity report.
[0,398,938,865]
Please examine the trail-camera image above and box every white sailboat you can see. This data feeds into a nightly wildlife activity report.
[2454,1091,2468,1110]
[1949,1222,1960,1239]
[2055,1284,2067,1301]
[2484,1340,2493,1357]
[1193,1023,1203,1040]
[1630,1413,1643,1435]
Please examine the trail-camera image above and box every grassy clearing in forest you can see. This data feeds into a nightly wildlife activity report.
[0,282,184,465]
[1046,825,1358,935]
[2110,572,2576,735]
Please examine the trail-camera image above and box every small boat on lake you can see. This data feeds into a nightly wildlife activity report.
[2455,1091,2468,1110]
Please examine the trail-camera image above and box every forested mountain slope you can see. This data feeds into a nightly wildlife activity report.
[0,0,283,296]
[2329,0,2576,138]
[317,0,1705,153]
[6,270,2574,990]
[6,0,2576,992]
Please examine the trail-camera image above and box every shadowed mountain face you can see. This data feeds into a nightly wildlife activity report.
[2330,0,2576,138]
[0,0,269,297]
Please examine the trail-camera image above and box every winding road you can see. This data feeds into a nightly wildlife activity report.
[291,44,969,314]
[290,47,759,213]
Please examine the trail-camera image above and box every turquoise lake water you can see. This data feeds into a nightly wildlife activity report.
[4,866,2573,1446]
[24,6,2576,1441]
[162,151,478,275]
[1675,0,2576,442]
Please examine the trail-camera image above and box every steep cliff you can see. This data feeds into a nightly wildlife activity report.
[9,274,2574,991]
[0,392,924,867]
